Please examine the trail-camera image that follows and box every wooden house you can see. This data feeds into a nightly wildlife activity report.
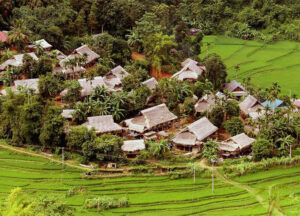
[218,133,255,157]
[82,115,123,135]
[103,66,129,90]
[223,80,248,99]
[125,103,178,133]
[171,58,206,82]
[172,117,218,152]
[122,140,145,156]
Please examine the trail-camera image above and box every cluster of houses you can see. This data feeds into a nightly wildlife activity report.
[1,37,299,159]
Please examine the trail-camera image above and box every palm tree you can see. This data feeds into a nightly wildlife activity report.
[276,135,295,157]
[7,20,31,49]
[34,43,45,56]
[0,48,13,62]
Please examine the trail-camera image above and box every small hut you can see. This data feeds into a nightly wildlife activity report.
[262,99,287,111]
[82,115,122,135]
[223,80,248,98]
[218,133,255,157]
[60,76,108,98]
[239,95,264,119]
[142,77,158,90]
[103,66,129,90]
[27,39,53,51]
[1,78,39,95]
[171,58,206,81]
[125,103,178,133]
[0,53,38,71]
[195,94,217,114]
[173,117,218,152]
[122,140,145,156]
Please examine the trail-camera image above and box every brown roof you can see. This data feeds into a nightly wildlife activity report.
[223,80,246,93]
[122,140,145,152]
[142,77,158,90]
[239,95,264,115]
[172,58,205,81]
[103,66,129,89]
[173,117,218,146]
[60,76,107,97]
[82,115,122,134]
[74,45,100,64]
[0,53,38,71]
[125,104,177,133]
[219,133,255,152]
[141,104,178,129]
[195,94,217,113]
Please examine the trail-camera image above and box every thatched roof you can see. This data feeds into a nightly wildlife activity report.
[62,109,75,119]
[28,39,52,49]
[79,77,107,97]
[0,53,38,71]
[172,58,205,81]
[122,140,145,152]
[60,76,107,97]
[173,117,218,146]
[219,133,255,152]
[74,45,100,64]
[125,104,177,133]
[2,78,40,95]
[223,80,246,92]
[82,115,122,134]
[195,94,217,113]
[103,66,129,89]
[142,77,158,90]
[142,104,178,129]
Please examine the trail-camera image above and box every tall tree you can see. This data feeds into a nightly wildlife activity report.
[204,53,227,89]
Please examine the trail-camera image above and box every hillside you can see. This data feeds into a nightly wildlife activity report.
[1,147,300,215]
[201,36,300,95]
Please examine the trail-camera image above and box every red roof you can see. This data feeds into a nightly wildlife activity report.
[0,32,8,43]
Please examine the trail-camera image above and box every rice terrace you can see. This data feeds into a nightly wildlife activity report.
[1,144,300,215]
[1,0,300,215]
[201,36,300,96]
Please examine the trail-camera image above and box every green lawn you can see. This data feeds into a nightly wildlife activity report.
[200,35,300,96]
[1,147,300,215]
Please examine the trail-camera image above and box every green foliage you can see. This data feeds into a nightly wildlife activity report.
[223,117,244,136]
[67,126,96,151]
[83,196,129,210]
[192,80,213,98]
[153,78,193,110]
[38,73,64,98]
[179,97,196,115]
[2,187,74,216]
[203,53,227,89]
[202,139,219,161]
[148,139,171,159]
[39,106,64,148]
[209,106,224,127]
[252,138,273,161]
[63,80,82,102]
[224,100,240,117]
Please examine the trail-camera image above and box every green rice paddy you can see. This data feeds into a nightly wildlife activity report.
[1,147,300,215]
[200,36,300,96]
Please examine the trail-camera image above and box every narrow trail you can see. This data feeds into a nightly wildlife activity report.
[198,159,286,216]
[0,143,92,171]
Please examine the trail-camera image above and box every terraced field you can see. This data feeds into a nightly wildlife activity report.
[200,36,300,96]
[1,147,300,215]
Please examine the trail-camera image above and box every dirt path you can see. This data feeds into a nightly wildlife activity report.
[0,143,92,171]
[198,159,286,216]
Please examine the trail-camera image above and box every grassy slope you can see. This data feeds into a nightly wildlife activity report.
[200,36,300,96]
[1,148,300,215]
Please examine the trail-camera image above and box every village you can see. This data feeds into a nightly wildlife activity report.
[0,33,299,170]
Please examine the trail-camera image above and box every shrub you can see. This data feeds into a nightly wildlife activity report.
[252,138,273,161]
[84,196,129,210]
[209,106,224,127]
[224,100,240,117]
[223,117,244,136]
